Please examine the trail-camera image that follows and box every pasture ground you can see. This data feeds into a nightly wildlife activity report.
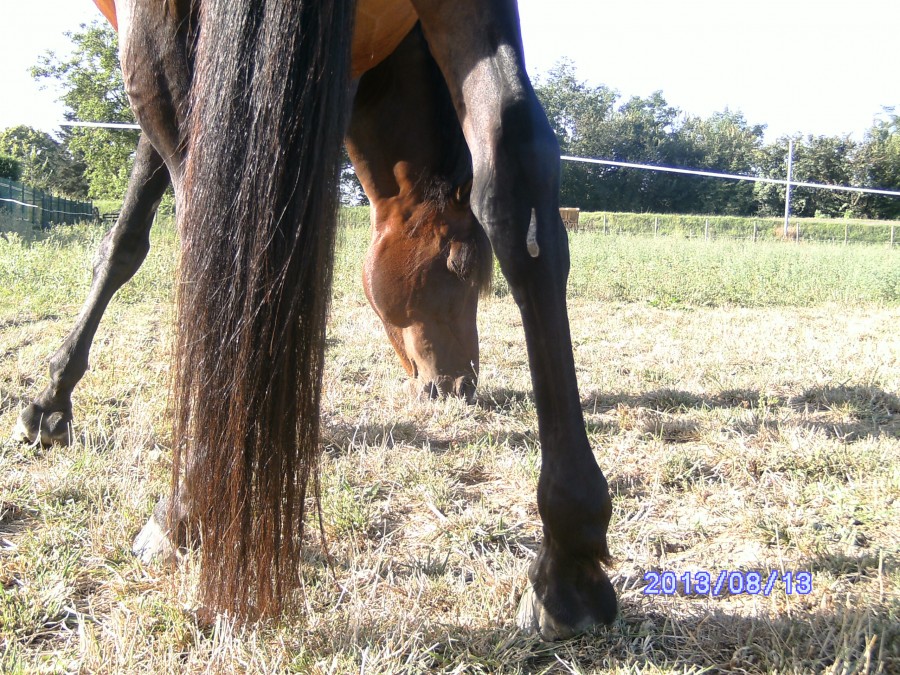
[0,216,898,673]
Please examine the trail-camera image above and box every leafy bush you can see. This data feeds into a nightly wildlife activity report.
[0,155,21,181]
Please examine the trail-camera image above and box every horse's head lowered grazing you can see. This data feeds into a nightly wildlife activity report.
[347,26,491,402]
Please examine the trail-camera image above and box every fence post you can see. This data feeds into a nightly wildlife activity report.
[892,224,895,248]
[654,216,659,236]
[705,218,710,240]
[603,214,608,235]
[783,139,794,237]
[752,221,757,242]
[844,223,849,245]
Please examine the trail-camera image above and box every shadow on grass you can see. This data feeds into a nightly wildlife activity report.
[323,416,537,458]
[0,385,28,417]
[323,420,456,456]
[581,384,900,442]
[323,383,899,462]
[0,313,62,333]
[281,571,898,673]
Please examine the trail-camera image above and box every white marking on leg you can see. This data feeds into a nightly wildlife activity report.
[527,209,540,258]
[11,416,36,445]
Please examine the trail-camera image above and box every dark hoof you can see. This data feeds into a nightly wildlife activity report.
[12,403,73,446]
[515,554,617,641]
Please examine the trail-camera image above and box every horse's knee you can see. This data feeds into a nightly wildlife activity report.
[98,226,151,278]
[468,97,567,287]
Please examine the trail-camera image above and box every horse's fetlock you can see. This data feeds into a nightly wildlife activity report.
[540,469,612,560]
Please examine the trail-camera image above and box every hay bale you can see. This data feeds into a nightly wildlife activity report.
[560,207,580,230]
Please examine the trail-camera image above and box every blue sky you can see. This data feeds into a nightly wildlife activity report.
[1,0,897,142]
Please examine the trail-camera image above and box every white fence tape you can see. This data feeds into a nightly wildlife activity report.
[48,121,900,201]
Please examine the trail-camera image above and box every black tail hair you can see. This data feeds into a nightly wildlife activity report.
[174,0,355,619]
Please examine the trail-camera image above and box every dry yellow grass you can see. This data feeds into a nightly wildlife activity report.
[0,220,897,673]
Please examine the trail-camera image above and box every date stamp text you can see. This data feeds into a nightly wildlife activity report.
[642,570,812,597]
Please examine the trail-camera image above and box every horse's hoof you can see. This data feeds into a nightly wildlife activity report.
[133,514,177,565]
[12,404,72,446]
[515,550,618,641]
[516,583,596,641]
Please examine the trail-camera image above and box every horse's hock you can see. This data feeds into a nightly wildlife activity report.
[560,207,580,230]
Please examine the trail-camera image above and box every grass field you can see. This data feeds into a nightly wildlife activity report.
[1,215,898,673]
[578,211,899,247]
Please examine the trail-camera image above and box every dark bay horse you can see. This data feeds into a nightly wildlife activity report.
[16,0,616,640]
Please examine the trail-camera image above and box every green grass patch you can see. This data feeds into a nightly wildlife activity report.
[565,233,900,307]
[580,210,899,246]
[0,207,897,673]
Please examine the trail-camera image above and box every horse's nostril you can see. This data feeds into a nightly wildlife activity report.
[419,376,476,401]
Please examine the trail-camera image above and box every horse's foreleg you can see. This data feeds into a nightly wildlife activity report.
[412,0,616,639]
[13,136,169,445]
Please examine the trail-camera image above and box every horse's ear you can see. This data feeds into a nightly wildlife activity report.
[452,179,472,206]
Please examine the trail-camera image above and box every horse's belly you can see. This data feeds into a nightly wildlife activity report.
[92,0,118,29]
[352,0,417,77]
[93,0,416,78]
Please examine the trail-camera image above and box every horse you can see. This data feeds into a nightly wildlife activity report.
[15,10,487,451]
[15,0,616,640]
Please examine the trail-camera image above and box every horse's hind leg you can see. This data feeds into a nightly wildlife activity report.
[13,136,169,445]
[412,1,616,639]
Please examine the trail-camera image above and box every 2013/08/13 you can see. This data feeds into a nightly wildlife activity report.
[643,570,813,596]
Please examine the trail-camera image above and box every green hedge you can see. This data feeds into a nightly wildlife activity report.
[578,211,896,245]
[0,155,21,181]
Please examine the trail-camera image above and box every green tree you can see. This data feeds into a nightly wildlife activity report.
[680,110,765,215]
[538,71,701,213]
[855,110,900,219]
[0,125,88,196]
[534,60,618,211]
[755,134,858,218]
[606,91,697,212]
[0,155,21,181]
[534,61,767,215]
[795,135,857,217]
[32,21,137,199]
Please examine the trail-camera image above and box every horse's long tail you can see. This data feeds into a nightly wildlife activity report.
[175,0,355,619]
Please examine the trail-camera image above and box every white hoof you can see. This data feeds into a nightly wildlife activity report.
[515,584,592,642]
[132,514,177,565]
[11,416,37,444]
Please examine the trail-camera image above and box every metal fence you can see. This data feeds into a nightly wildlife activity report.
[0,177,94,228]
[572,212,898,247]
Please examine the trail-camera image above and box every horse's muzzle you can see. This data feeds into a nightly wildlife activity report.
[422,375,476,404]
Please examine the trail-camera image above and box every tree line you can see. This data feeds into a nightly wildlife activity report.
[3,25,898,220]
[1,23,136,200]
[535,61,900,220]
